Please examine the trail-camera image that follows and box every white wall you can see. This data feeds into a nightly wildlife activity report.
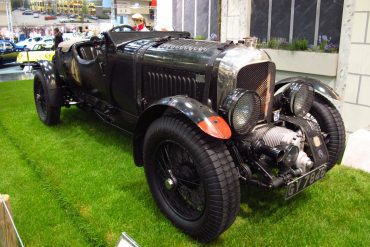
[341,0,370,132]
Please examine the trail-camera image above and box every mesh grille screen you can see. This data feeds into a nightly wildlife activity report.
[236,62,275,120]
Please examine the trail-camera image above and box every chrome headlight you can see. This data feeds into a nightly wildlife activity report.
[221,89,261,136]
[283,82,314,117]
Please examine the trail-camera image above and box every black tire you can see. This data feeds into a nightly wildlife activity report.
[309,95,346,170]
[20,64,25,69]
[34,71,61,125]
[143,116,240,242]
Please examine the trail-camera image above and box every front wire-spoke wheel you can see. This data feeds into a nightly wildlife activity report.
[143,116,240,242]
[155,140,205,221]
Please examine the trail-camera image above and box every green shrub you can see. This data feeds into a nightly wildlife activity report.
[194,35,206,40]
[268,38,280,49]
[255,36,338,53]
[97,14,110,19]
[291,39,309,51]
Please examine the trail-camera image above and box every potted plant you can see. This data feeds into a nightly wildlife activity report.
[258,36,339,77]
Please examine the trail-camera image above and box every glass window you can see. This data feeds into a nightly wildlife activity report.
[5,42,13,49]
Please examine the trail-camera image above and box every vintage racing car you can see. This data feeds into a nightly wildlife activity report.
[17,44,54,68]
[33,27,346,242]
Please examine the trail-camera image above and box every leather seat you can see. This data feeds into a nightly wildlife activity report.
[79,46,97,60]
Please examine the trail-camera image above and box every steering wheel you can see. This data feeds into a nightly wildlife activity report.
[89,35,105,53]
[110,25,135,32]
[90,36,102,43]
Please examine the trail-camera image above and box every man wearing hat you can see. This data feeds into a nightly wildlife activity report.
[132,13,149,31]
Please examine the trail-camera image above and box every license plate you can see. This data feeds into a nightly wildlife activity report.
[285,165,327,200]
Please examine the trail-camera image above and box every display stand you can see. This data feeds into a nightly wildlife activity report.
[0,194,17,247]
[23,49,32,73]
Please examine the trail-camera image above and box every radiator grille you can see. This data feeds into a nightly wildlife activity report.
[143,67,204,103]
[236,62,275,120]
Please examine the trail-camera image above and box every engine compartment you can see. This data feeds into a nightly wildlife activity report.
[250,124,314,174]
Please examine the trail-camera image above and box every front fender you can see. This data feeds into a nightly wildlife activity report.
[133,96,231,166]
[275,76,341,100]
[35,60,63,107]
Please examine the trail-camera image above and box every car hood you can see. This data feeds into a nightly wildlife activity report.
[16,41,27,47]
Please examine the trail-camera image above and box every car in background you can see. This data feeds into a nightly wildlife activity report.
[16,43,54,68]
[33,13,40,18]
[88,15,98,20]
[44,15,57,20]
[62,32,87,41]
[16,36,54,50]
[0,40,21,66]
[16,37,42,49]
[59,18,76,23]
[22,10,33,15]
[39,37,54,49]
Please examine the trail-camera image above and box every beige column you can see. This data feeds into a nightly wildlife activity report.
[220,0,251,42]
[335,0,356,112]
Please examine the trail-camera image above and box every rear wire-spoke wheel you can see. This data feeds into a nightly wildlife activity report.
[144,116,240,242]
[34,71,61,125]
[308,94,346,170]
[35,79,47,118]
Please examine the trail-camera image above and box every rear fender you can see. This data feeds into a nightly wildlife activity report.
[133,96,231,166]
[35,60,63,107]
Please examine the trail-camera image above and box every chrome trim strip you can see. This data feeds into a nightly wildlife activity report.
[314,0,321,46]
[289,0,295,43]
[268,0,272,41]
[194,0,197,36]
[181,0,185,31]
[208,0,211,39]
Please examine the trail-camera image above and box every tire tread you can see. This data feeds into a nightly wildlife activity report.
[310,95,346,169]
[143,116,240,242]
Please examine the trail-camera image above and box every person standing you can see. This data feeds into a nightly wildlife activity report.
[131,13,149,31]
[84,26,93,38]
[53,28,63,50]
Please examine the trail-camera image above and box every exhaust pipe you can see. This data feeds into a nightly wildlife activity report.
[253,140,285,162]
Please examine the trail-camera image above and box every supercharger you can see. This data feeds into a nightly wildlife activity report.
[250,124,314,174]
